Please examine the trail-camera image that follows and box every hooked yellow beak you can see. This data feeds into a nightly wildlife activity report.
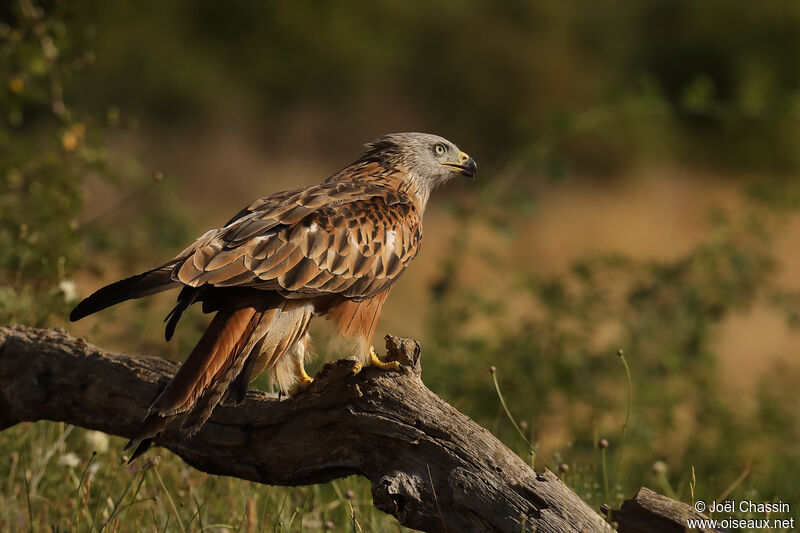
[441,151,477,178]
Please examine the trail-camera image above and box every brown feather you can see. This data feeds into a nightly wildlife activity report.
[249,233,283,260]
[223,334,268,406]
[304,269,334,289]
[179,307,264,434]
[211,269,257,287]
[254,248,305,279]
[279,258,323,291]
[308,231,330,259]
[192,242,223,269]
[351,253,376,278]
[248,301,313,378]
[205,247,246,270]
[196,259,249,286]
[327,290,390,342]
[150,306,257,417]
[279,204,313,224]
[177,259,204,285]
[253,235,297,267]
[228,218,279,242]
[327,252,349,275]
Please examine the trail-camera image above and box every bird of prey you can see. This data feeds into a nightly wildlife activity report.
[70,132,476,459]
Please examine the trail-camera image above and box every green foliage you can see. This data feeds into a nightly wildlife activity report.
[61,0,800,171]
[0,1,190,326]
[1,1,97,325]
[425,163,800,511]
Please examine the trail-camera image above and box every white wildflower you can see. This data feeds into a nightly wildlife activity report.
[58,452,80,468]
[651,460,669,476]
[84,430,109,453]
[88,461,103,481]
[58,280,78,302]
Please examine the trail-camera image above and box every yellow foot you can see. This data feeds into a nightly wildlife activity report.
[352,347,400,375]
[365,346,401,371]
[287,374,314,396]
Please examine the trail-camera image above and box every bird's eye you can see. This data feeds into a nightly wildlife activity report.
[434,144,446,156]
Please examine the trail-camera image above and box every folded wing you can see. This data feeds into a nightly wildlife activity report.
[171,180,422,300]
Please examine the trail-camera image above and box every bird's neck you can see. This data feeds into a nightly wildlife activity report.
[364,163,432,215]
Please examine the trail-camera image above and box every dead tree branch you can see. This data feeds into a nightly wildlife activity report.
[0,324,612,532]
[609,487,720,533]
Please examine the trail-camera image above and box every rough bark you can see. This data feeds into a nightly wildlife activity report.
[0,324,613,532]
[609,487,720,532]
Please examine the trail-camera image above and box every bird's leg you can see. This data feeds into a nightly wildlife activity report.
[353,345,400,374]
[289,358,314,394]
[287,333,313,395]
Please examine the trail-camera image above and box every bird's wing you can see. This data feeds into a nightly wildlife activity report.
[170,177,422,300]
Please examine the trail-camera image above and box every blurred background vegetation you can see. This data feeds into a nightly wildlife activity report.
[2,0,799,530]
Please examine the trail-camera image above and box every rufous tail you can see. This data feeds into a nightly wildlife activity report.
[125,305,259,460]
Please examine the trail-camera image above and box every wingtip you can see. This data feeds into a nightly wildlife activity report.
[69,295,101,322]
[125,438,154,464]
[67,267,178,324]
[69,307,84,322]
[125,412,168,463]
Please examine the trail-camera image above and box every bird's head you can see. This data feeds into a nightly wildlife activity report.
[362,132,476,209]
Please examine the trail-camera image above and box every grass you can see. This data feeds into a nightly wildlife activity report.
[5,345,796,532]
[0,420,409,532]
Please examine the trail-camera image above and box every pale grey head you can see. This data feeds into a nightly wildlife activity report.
[362,132,476,209]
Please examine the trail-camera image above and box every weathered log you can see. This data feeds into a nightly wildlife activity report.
[610,487,720,533]
[0,324,612,532]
